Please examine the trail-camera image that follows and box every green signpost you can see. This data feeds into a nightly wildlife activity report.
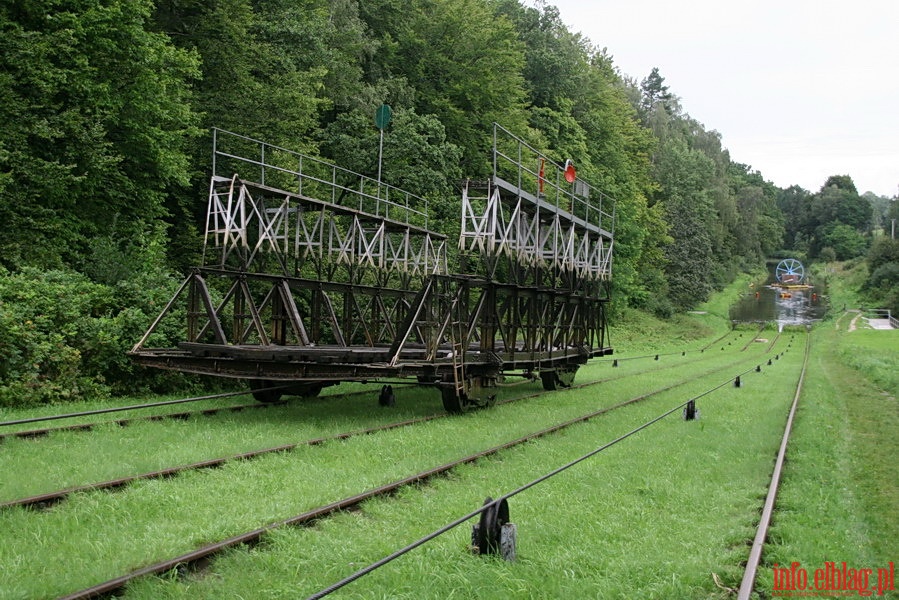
[375,105,392,197]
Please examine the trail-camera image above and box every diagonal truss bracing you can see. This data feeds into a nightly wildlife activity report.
[461,182,614,280]
[460,124,615,283]
[203,175,447,287]
[131,125,614,406]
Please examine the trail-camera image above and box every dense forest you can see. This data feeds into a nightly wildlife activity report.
[1,0,897,405]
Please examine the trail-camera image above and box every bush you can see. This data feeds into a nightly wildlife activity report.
[862,238,899,314]
[0,267,188,407]
[819,247,837,263]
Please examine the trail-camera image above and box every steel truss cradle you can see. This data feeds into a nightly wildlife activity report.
[130,125,614,411]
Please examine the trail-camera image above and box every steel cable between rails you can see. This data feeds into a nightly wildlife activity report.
[11,340,773,512]
[55,341,788,600]
[0,388,295,428]
[304,352,787,600]
[1,387,381,442]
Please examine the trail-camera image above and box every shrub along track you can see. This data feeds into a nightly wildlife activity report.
[13,331,797,599]
[1,330,765,511]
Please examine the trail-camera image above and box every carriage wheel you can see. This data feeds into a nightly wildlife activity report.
[248,380,283,403]
[540,367,578,391]
[441,385,467,414]
[378,384,396,407]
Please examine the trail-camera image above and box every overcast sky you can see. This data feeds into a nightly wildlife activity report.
[547,0,899,198]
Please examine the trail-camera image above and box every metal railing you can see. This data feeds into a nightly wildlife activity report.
[866,308,898,328]
[212,128,430,229]
[491,123,615,237]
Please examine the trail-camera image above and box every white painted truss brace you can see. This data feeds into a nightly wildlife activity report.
[460,183,612,281]
[203,177,447,278]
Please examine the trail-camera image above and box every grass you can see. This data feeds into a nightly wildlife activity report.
[120,335,804,599]
[0,389,442,502]
[837,329,899,394]
[0,272,895,599]
[0,330,761,504]
[760,315,899,598]
[0,335,786,598]
[605,270,767,354]
[0,391,259,431]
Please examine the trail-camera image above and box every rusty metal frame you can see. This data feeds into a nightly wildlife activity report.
[131,126,614,409]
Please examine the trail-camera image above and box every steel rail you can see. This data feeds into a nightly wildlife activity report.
[0,402,283,443]
[699,325,763,351]
[0,386,378,443]
[737,329,811,599]
[54,342,784,600]
[8,340,774,512]
[744,330,779,352]
[306,353,787,599]
[0,388,285,428]
[1,414,441,511]
[603,328,742,363]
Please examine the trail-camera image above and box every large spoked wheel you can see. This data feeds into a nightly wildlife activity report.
[775,258,805,285]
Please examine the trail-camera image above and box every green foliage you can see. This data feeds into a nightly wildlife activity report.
[0,265,187,407]
[634,68,783,309]
[377,0,530,175]
[653,135,716,308]
[0,0,836,400]
[820,222,868,260]
[819,246,837,263]
[862,237,899,313]
[867,236,899,271]
[639,67,675,117]
[0,0,201,270]
[779,175,874,259]
[0,269,112,405]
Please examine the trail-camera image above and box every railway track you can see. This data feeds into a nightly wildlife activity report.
[42,336,790,599]
[0,390,270,429]
[737,328,811,598]
[0,328,751,444]
[0,400,283,443]
[1,331,764,510]
[0,386,384,442]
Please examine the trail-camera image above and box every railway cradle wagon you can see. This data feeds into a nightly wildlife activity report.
[130,124,615,412]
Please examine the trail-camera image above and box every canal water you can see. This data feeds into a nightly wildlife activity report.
[729,273,827,329]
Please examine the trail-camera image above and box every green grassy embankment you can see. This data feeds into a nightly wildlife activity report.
[0,269,894,599]
[759,264,898,599]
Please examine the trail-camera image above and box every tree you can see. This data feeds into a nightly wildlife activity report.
[776,185,813,251]
[863,238,899,314]
[0,0,200,270]
[640,67,676,118]
[362,0,530,176]
[653,136,716,309]
[820,223,868,260]
[320,106,462,205]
